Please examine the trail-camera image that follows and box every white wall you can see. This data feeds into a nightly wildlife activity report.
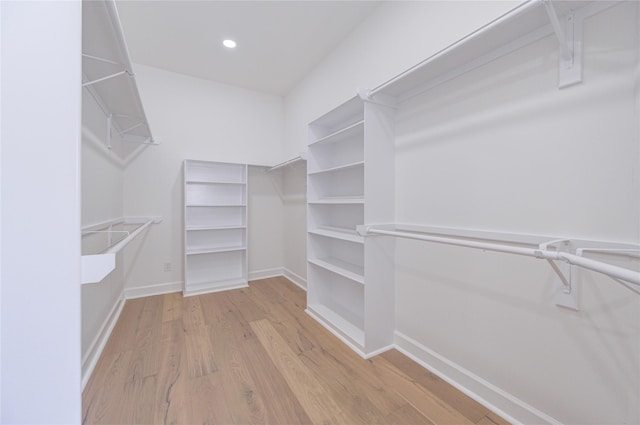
[283,1,639,423]
[0,1,82,422]
[123,64,284,293]
[80,92,127,382]
[282,1,518,283]
[283,1,519,158]
[282,163,307,287]
[394,4,639,423]
[248,165,283,280]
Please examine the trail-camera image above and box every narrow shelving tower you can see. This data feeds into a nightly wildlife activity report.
[306,94,395,357]
[183,160,248,296]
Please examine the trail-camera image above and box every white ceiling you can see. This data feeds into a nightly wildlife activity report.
[116,1,381,96]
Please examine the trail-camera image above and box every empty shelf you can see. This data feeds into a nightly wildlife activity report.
[81,216,161,284]
[309,120,364,147]
[308,161,364,175]
[186,246,246,255]
[309,226,364,244]
[186,225,246,231]
[309,197,364,205]
[308,257,364,284]
[306,303,365,349]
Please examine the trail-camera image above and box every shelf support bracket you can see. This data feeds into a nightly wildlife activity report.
[540,239,579,310]
[543,0,583,88]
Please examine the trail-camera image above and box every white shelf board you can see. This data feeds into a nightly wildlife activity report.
[186,225,246,231]
[309,120,364,147]
[186,204,246,207]
[82,0,154,144]
[186,180,245,185]
[81,216,161,284]
[308,161,364,176]
[369,0,608,102]
[309,196,364,205]
[308,257,364,285]
[309,226,364,244]
[186,246,246,256]
[306,304,365,350]
[309,95,364,132]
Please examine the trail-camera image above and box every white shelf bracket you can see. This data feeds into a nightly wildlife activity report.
[543,0,583,88]
[540,239,578,310]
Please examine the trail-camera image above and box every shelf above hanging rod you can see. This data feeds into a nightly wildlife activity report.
[357,224,640,291]
[82,0,157,147]
[81,216,162,284]
[266,153,307,172]
[366,0,619,102]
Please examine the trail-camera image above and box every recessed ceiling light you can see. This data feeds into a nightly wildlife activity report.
[223,39,237,49]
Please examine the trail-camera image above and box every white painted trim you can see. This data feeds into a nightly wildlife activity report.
[305,307,366,358]
[182,282,248,297]
[283,267,307,290]
[362,344,395,359]
[81,291,126,390]
[394,331,562,425]
[249,267,283,281]
[124,281,183,299]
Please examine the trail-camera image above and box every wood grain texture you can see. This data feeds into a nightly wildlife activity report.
[83,276,510,425]
[251,318,353,424]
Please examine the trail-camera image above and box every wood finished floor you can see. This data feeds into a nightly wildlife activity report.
[83,277,510,425]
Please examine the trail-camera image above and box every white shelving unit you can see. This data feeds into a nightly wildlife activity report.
[183,160,248,296]
[306,95,395,357]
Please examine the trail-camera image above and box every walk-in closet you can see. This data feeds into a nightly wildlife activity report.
[1,0,639,423]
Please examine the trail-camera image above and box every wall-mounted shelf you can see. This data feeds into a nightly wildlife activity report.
[82,0,156,147]
[308,226,364,244]
[81,216,161,284]
[367,0,619,102]
[308,161,364,175]
[308,197,365,205]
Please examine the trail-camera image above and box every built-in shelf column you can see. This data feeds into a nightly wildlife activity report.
[306,94,395,357]
[183,160,248,296]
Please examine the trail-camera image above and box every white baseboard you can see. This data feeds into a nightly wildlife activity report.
[249,267,283,281]
[394,331,561,425]
[124,281,183,299]
[282,267,306,291]
[183,281,248,297]
[81,291,126,390]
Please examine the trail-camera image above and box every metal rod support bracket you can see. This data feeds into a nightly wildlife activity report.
[539,239,578,309]
[543,0,583,88]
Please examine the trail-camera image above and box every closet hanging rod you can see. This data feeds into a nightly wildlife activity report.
[357,226,640,287]
[81,216,162,285]
[104,218,153,254]
[267,153,307,172]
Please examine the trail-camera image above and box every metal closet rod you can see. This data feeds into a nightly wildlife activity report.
[267,154,307,172]
[358,226,640,287]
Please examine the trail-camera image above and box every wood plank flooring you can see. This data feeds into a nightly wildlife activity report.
[83,277,510,425]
